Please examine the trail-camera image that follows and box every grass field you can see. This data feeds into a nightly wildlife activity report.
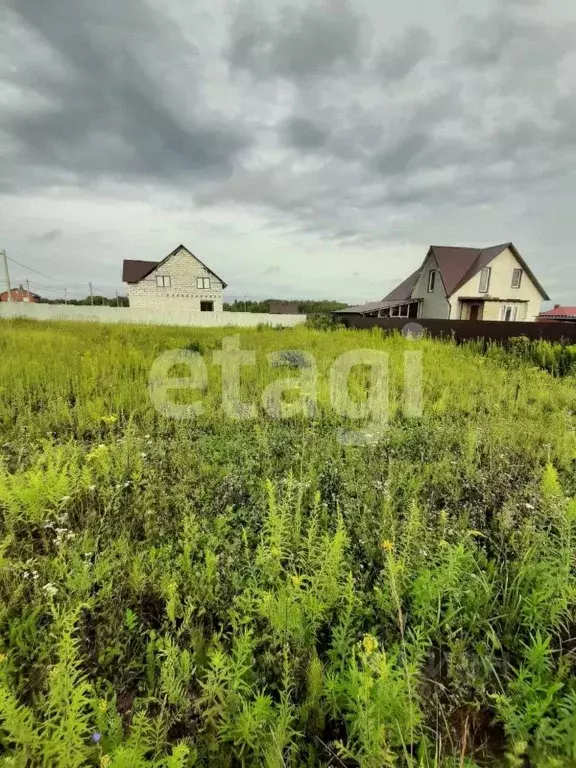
[1,319,575,767]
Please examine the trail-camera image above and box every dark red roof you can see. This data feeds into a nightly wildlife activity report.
[122,260,159,284]
[539,306,576,318]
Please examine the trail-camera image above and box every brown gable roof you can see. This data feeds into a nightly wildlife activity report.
[429,246,485,295]
[122,245,228,288]
[122,260,159,284]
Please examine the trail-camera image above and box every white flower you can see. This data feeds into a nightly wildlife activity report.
[66,532,76,540]
[88,485,97,492]
[525,503,535,510]
[42,584,58,597]
[23,571,30,579]
[144,434,151,439]
[141,453,147,458]
[124,481,130,488]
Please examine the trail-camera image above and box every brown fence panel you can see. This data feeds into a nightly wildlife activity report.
[334,316,576,343]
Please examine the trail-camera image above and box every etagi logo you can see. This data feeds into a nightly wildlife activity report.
[149,326,423,446]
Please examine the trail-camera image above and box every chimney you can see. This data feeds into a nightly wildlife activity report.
[554,304,561,309]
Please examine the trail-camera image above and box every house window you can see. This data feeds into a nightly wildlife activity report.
[511,268,523,289]
[427,269,436,293]
[197,277,211,289]
[200,301,214,312]
[391,305,400,317]
[501,305,518,322]
[479,267,491,293]
[156,275,171,288]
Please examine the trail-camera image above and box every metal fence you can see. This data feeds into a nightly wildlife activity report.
[334,316,576,343]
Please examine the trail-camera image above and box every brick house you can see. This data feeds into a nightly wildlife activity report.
[0,285,40,303]
[122,245,226,312]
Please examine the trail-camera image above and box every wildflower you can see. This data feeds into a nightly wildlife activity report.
[100,756,111,768]
[290,575,302,588]
[67,532,76,540]
[525,503,535,510]
[380,540,394,553]
[101,415,118,425]
[42,583,58,598]
[0,653,7,663]
[98,700,108,713]
[89,485,97,492]
[362,634,378,656]
[32,571,39,580]
[144,434,151,439]
[23,571,30,579]
[141,452,147,458]
[124,481,130,488]
[91,733,102,744]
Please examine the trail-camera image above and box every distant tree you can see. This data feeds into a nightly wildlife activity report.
[224,298,347,314]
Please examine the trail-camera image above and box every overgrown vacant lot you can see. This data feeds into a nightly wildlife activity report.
[1,320,575,767]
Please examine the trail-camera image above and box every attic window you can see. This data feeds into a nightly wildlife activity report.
[479,267,491,293]
[512,268,523,289]
[427,269,436,292]
[197,277,211,289]
[156,275,171,288]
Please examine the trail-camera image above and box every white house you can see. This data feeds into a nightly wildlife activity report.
[337,243,549,321]
[122,245,226,312]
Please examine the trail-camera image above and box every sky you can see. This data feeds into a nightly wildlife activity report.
[1,0,575,304]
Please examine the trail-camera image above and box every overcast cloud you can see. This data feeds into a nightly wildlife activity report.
[0,0,575,303]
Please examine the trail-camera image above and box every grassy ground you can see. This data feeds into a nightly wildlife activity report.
[0,319,575,767]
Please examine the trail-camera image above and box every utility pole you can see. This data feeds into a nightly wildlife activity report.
[25,278,30,300]
[89,282,94,306]
[116,290,119,308]
[1,249,12,302]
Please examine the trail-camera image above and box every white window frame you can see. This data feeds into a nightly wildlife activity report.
[156,275,171,288]
[511,268,523,289]
[197,277,211,289]
[479,267,491,293]
[501,305,518,322]
[427,269,436,293]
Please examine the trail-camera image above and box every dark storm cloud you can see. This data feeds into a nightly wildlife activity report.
[1,0,250,192]
[375,25,434,81]
[227,0,364,81]
[282,117,331,151]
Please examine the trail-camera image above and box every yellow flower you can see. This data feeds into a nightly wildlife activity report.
[380,540,394,553]
[290,575,302,588]
[362,634,378,656]
[100,756,111,768]
[98,699,108,713]
[101,415,118,425]
[0,653,7,663]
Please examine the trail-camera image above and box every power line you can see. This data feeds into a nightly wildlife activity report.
[6,255,89,288]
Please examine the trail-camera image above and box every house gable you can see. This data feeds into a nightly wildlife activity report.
[449,245,546,321]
